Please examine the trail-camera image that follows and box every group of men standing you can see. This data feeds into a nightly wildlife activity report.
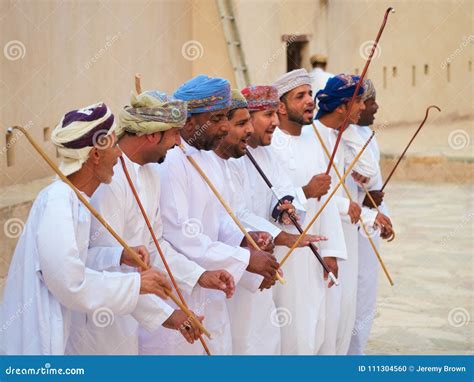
[1,61,393,355]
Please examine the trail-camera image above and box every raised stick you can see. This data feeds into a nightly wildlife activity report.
[280,131,375,267]
[312,123,394,285]
[119,156,212,354]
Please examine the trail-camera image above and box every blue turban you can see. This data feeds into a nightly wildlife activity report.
[173,75,231,115]
[315,74,365,119]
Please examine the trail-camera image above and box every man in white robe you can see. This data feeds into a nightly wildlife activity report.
[159,75,279,354]
[271,69,348,355]
[314,74,393,354]
[72,91,232,354]
[309,54,334,106]
[211,89,324,354]
[348,80,393,355]
[0,103,174,355]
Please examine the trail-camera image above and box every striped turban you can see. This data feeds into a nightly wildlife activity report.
[229,89,248,111]
[362,79,376,101]
[119,90,188,136]
[51,102,117,176]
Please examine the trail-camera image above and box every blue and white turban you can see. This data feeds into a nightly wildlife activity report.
[315,74,365,119]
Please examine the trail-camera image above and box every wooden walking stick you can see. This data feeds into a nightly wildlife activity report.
[312,123,394,285]
[322,8,395,193]
[119,156,212,354]
[381,105,441,191]
[245,150,339,286]
[7,125,212,339]
[281,131,375,268]
[180,145,286,284]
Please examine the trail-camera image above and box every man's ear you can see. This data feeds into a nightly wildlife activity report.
[89,147,101,165]
[336,104,346,116]
[278,100,287,115]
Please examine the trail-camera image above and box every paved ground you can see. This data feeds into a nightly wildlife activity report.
[376,115,473,161]
[366,181,473,354]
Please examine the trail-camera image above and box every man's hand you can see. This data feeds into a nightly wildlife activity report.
[242,231,275,253]
[259,276,276,291]
[274,231,328,248]
[375,213,393,239]
[121,245,150,270]
[363,190,384,208]
[162,309,204,344]
[347,201,362,224]
[246,249,279,279]
[139,268,172,299]
[198,270,235,298]
[302,173,331,198]
[323,257,338,288]
[351,171,369,184]
[276,200,298,225]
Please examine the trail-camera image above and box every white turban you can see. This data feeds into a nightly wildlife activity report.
[272,68,312,98]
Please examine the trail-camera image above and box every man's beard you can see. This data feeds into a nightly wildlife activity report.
[288,108,309,125]
[157,155,166,164]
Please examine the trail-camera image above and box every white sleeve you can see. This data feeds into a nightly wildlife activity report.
[88,173,175,329]
[86,246,122,271]
[229,163,282,239]
[151,238,205,296]
[160,155,250,283]
[334,195,350,216]
[238,271,264,293]
[360,206,378,228]
[36,193,140,316]
[150,173,206,296]
[317,197,348,260]
[342,126,378,178]
[268,150,307,220]
[88,179,130,272]
[131,295,174,332]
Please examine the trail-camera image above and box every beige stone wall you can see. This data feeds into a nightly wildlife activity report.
[1,0,472,188]
[0,0,194,188]
[326,0,473,125]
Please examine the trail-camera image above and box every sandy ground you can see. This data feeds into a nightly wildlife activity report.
[366,181,473,354]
